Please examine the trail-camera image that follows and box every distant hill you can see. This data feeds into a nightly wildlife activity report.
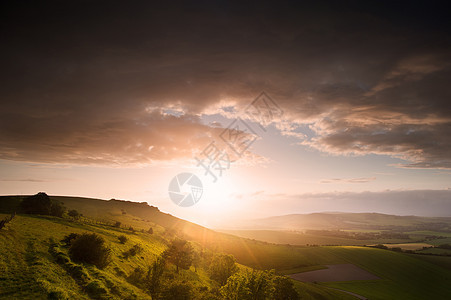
[227,212,451,231]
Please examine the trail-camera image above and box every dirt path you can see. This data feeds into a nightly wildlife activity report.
[324,286,368,300]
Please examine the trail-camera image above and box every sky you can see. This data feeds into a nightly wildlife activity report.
[1,0,451,227]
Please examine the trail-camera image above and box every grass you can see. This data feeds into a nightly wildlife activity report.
[291,281,356,300]
[277,265,327,275]
[406,254,451,270]
[2,195,451,299]
[0,214,165,299]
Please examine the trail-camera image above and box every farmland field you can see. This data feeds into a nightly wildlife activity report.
[289,264,380,282]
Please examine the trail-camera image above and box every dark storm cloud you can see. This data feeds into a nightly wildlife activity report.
[1,1,450,166]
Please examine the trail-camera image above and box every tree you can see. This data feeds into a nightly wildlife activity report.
[20,192,52,215]
[68,209,80,219]
[69,233,111,268]
[50,200,66,217]
[148,227,153,234]
[20,192,65,217]
[161,281,192,300]
[146,255,166,298]
[245,270,273,300]
[220,270,275,300]
[163,239,194,273]
[272,276,300,300]
[220,272,251,300]
[209,254,238,286]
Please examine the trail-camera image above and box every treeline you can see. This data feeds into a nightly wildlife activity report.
[369,244,451,257]
[19,192,66,217]
[305,229,409,240]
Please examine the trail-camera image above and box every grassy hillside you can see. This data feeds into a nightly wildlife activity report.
[0,214,164,299]
[0,195,355,299]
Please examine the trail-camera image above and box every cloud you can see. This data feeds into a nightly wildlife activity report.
[0,178,51,182]
[1,1,450,167]
[320,177,376,184]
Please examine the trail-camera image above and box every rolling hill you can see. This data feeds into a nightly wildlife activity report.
[1,195,451,299]
[226,212,451,231]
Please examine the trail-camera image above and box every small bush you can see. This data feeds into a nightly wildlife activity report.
[69,233,111,268]
[47,290,67,300]
[86,280,108,298]
[123,244,143,258]
[161,281,192,300]
[114,221,121,228]
[68,209,80,219]
[62,233,79,246]
[55,252,70,264]
[127,266,146,287]
[65,262,90,282]
[118,235,128,244]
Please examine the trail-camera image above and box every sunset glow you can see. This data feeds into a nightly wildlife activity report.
[1,1,451,227]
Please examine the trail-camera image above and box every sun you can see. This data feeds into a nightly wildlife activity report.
[196,175,236,216]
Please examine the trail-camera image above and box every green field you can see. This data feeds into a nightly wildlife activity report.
[320,246,451,300]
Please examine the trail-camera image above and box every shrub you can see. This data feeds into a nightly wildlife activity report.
[128,266,146,287]
[69,233,111,268]
[209,254,238,286]
[148,227,153,234]
[390,247,403,252]
[86,280,108,298]
[62,233,79,246]
[124,244,143,258]
[147,256,166,298]
[68,209,80,219]
[272,275,300,300]
[114,221,121,228]
[161,281,192,300]
[50,200,66,217]
[118,235,128,244]
[65,262,90,282]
